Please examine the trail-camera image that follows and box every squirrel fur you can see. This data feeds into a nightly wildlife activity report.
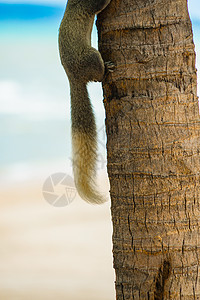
[58,0,112,204]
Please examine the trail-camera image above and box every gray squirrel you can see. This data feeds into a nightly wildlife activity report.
[58,0,113,204]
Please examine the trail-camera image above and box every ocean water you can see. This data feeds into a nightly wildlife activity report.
[0,3,63,20]
[0,2,199,180]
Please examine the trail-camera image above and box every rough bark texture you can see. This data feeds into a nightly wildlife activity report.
[97,0,200,299]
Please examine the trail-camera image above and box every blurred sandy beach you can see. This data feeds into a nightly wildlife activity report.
[0,166,115,300]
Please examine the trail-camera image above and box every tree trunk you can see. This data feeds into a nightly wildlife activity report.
[97,0,200,298]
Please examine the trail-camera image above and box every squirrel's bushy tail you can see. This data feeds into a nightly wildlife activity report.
[70,81,107,204]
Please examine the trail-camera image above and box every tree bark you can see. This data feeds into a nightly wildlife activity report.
[97,0,200,298]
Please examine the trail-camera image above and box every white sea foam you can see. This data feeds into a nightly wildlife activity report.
[0,80,68,119]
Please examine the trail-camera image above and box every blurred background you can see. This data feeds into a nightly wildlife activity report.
[0,0,199,299]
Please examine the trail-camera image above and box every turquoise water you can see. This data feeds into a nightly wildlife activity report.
[0,4,63,41]
[0,3,63,20]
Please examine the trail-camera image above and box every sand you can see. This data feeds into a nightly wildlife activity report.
[0,178,115,300]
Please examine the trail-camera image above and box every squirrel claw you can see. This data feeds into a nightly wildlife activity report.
[105,61,115,73]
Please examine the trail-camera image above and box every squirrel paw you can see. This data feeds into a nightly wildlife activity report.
[105,61,115,73]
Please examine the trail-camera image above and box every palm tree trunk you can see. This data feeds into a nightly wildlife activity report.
[97,0,200,298]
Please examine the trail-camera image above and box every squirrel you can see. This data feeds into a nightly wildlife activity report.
[58,0,113,204]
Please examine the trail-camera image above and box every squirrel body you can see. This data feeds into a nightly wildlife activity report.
[59,0,111,204]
